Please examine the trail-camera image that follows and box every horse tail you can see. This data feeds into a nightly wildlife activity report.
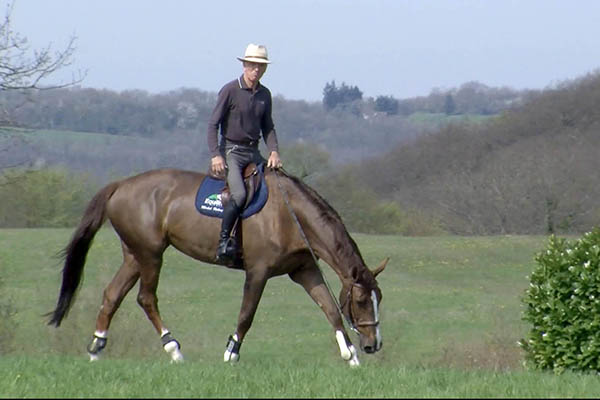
[47,181,120,327]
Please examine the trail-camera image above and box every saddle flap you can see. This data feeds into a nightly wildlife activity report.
[195,163,268,219]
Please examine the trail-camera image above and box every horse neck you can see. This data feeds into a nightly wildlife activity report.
[284,176,366,283]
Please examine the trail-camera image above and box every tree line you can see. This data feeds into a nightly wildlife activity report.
[336,71,600,235]
[2,0,598,235]
[3,70,598,235]
[3,70,599,234]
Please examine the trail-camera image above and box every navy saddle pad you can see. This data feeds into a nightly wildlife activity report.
[194,164,268,218]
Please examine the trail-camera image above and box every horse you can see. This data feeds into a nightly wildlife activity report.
[47,166,387,366]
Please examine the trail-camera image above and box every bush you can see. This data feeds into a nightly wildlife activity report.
[313,170,444,235]
[0,167,98,227]
[519,228,600,374]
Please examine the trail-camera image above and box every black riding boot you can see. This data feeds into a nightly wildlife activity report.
[216,200,241,263]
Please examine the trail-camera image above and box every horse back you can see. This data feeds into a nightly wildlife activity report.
[105,169,208,251]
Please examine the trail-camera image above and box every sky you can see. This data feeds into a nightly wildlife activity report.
[10,0,600,102]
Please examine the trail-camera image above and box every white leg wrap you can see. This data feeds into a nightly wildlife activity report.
[161,330,184,363]
[94,330,108,338]
[348,344,360,368]
[335,330,352,360]
[88,330,107,362]
[224,334,241,363]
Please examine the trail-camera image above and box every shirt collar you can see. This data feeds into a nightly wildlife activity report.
[238,74,262,92]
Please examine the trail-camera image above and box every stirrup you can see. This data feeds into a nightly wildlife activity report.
[216,237,237,262]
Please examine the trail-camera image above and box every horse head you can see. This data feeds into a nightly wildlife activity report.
[339,257,388,354]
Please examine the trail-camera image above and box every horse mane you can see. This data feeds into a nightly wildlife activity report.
[277,169,375,286]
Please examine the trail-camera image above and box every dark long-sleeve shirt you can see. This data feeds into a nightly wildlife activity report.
[207,75,279,158]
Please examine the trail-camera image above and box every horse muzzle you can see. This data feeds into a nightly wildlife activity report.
[358,324,382,354]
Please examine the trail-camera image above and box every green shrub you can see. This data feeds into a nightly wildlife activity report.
[0,167,98,227]
[313,170,444,235]
[519,228,600,374]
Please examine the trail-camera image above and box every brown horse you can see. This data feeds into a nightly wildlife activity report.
[48,167,387,366]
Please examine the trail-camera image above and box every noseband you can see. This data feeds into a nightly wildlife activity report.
[341,282,380,332]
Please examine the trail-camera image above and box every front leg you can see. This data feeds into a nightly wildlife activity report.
[289,261,360,367]
[224,269,268,363]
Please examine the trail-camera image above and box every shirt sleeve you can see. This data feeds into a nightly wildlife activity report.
[207,86,230,158]
[261,92,279,154]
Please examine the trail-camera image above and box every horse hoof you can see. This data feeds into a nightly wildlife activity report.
[348,344,360,367]
[170,355,184,364]
[349,357,360,368]
[168,349,184,363]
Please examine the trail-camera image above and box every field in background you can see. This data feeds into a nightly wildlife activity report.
[2,229,598,397]
[6,127,157,147]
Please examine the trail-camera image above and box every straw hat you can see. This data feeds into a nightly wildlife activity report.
[237,44,271,64]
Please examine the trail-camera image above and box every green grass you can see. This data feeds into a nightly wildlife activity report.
[2,229,599,397]
[2,355,600,398]
[1,126,157,150]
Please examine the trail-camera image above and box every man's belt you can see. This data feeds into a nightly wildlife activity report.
[225,138,259,147]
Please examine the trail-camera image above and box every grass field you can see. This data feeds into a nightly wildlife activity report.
[1,228,598,397]
[2,127,157,147]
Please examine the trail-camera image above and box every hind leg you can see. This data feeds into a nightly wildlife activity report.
[289,260,360,367]
[88,245,140,361]
[135,251,184,363]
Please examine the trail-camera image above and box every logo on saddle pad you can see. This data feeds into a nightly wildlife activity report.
[194,166,268,219]
[202,193,224,213]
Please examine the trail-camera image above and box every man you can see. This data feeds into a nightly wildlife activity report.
[207,43,283,263]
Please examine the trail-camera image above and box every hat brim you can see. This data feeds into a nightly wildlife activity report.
[237,56,271,64]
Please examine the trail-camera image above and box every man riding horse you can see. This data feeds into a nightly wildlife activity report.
[207,43,283,264]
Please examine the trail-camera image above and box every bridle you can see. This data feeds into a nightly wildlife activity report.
[340,282,380,331]
[275,170,379,334]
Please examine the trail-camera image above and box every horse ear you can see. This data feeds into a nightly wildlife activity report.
[371,257,389,278]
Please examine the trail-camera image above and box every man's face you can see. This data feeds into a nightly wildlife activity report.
[243,61,267,85]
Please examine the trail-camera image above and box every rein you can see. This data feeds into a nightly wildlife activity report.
[275,170,365,334]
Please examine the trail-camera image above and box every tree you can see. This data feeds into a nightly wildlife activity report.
[374,95,399,115]
[322,80,363,112]
[0,1,82,93]
[280,142,330,180]
[444,94,456,115]
[0,0,82,171]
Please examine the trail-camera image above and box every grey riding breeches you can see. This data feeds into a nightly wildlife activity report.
[224,143,263,207]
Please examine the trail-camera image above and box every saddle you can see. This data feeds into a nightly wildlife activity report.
[196,162,268,219]
[210,163,262,210]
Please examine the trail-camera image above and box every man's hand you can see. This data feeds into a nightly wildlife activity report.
[211,155,226,175]
[267,151,283,169]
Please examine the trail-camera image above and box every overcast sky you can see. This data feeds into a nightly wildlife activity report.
[10,0,600,102]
